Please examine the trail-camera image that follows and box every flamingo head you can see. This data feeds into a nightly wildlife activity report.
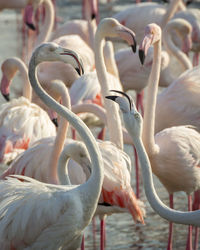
[24,0,44,30]
[97,18,137,53]
[139,23,161,65]
[0,58,21,101]
[105,90,143,139]
[33,42,84,76]
[64,141,92,178]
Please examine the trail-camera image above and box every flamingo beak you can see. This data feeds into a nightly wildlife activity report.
[105,95,118,102]
[3,94,10,102]
[139,34,153,65]
[60,50,84,76]
[23,4,36,31]
[52,118,58,127]
[138,50,145,65]
[116,26,137,53]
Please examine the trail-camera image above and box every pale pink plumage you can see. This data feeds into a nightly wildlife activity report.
[140,23,200,250]
[0,97,56,163]
[155,65,200,133]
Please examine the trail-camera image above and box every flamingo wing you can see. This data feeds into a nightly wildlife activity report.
[0,175,78,248]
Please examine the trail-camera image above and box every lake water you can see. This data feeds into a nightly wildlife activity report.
[0,0,199,249]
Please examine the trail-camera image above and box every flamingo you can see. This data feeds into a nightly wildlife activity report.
[1,42,144,249]
[0,57,31,102]
[0,45,83,165]
[173,7,200,65]
[105,90,200,246]
[0,45,105,249]
[29,42,144,247]
[136,23,200,249]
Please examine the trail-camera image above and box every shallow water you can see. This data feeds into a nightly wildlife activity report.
[0,0,199,249]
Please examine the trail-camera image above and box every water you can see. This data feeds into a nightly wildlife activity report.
[0,0,199,249]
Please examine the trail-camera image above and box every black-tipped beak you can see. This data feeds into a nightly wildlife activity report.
[3,93,10,102]
[139,49,145,65]
[105,95,118,102]
[131,36,137,53]
[75,68,81,76]
[26,22,36,31]
[52,118,58,127]
[91,13,96,20]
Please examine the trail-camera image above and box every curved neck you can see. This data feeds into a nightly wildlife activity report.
[48,83,71,184]
[160,0,181,29]
[13,58,32,100]
[132,135,200,227]
[29,56,104,215]
[57,145,72,185]
[94,31,123,149]
[34,0,54,49]
[142,40,161,155]
[163,28,193,70]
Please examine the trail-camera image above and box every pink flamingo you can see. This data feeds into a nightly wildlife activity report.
[138,23,200,250]
[0,44,105,249]
[1,41,145,249]
[106,89,200,249]
[1,42,144,248]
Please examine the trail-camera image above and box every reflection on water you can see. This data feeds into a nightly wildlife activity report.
[0,0,199,249]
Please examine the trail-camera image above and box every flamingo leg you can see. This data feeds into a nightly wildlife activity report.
[92,217,97,250]
[167,194,173,250]
[81,235,85,250]
[133,146,140,198]
[193,191,200,250]
[100,218,106,250]
[71,128,76,140]
[193,52,199,67]
[186,195,193,250]
[194,228,199,250]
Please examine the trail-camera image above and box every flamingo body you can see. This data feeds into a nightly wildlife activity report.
[0,97,56,162]
[155,66,200,133]
[153,126,200,195]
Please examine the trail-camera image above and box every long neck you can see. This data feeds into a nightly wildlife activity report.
[160,0,181,29]
[11,58,32,100]
[132,135,200,227]
[34,0,54,49]
[48,84,71,184]
[94,31,123,149]
[142,40,161,156]
[163,28,193,70]
[104,41,120,78]
[57,145,72,185]
[29,57,104,216]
